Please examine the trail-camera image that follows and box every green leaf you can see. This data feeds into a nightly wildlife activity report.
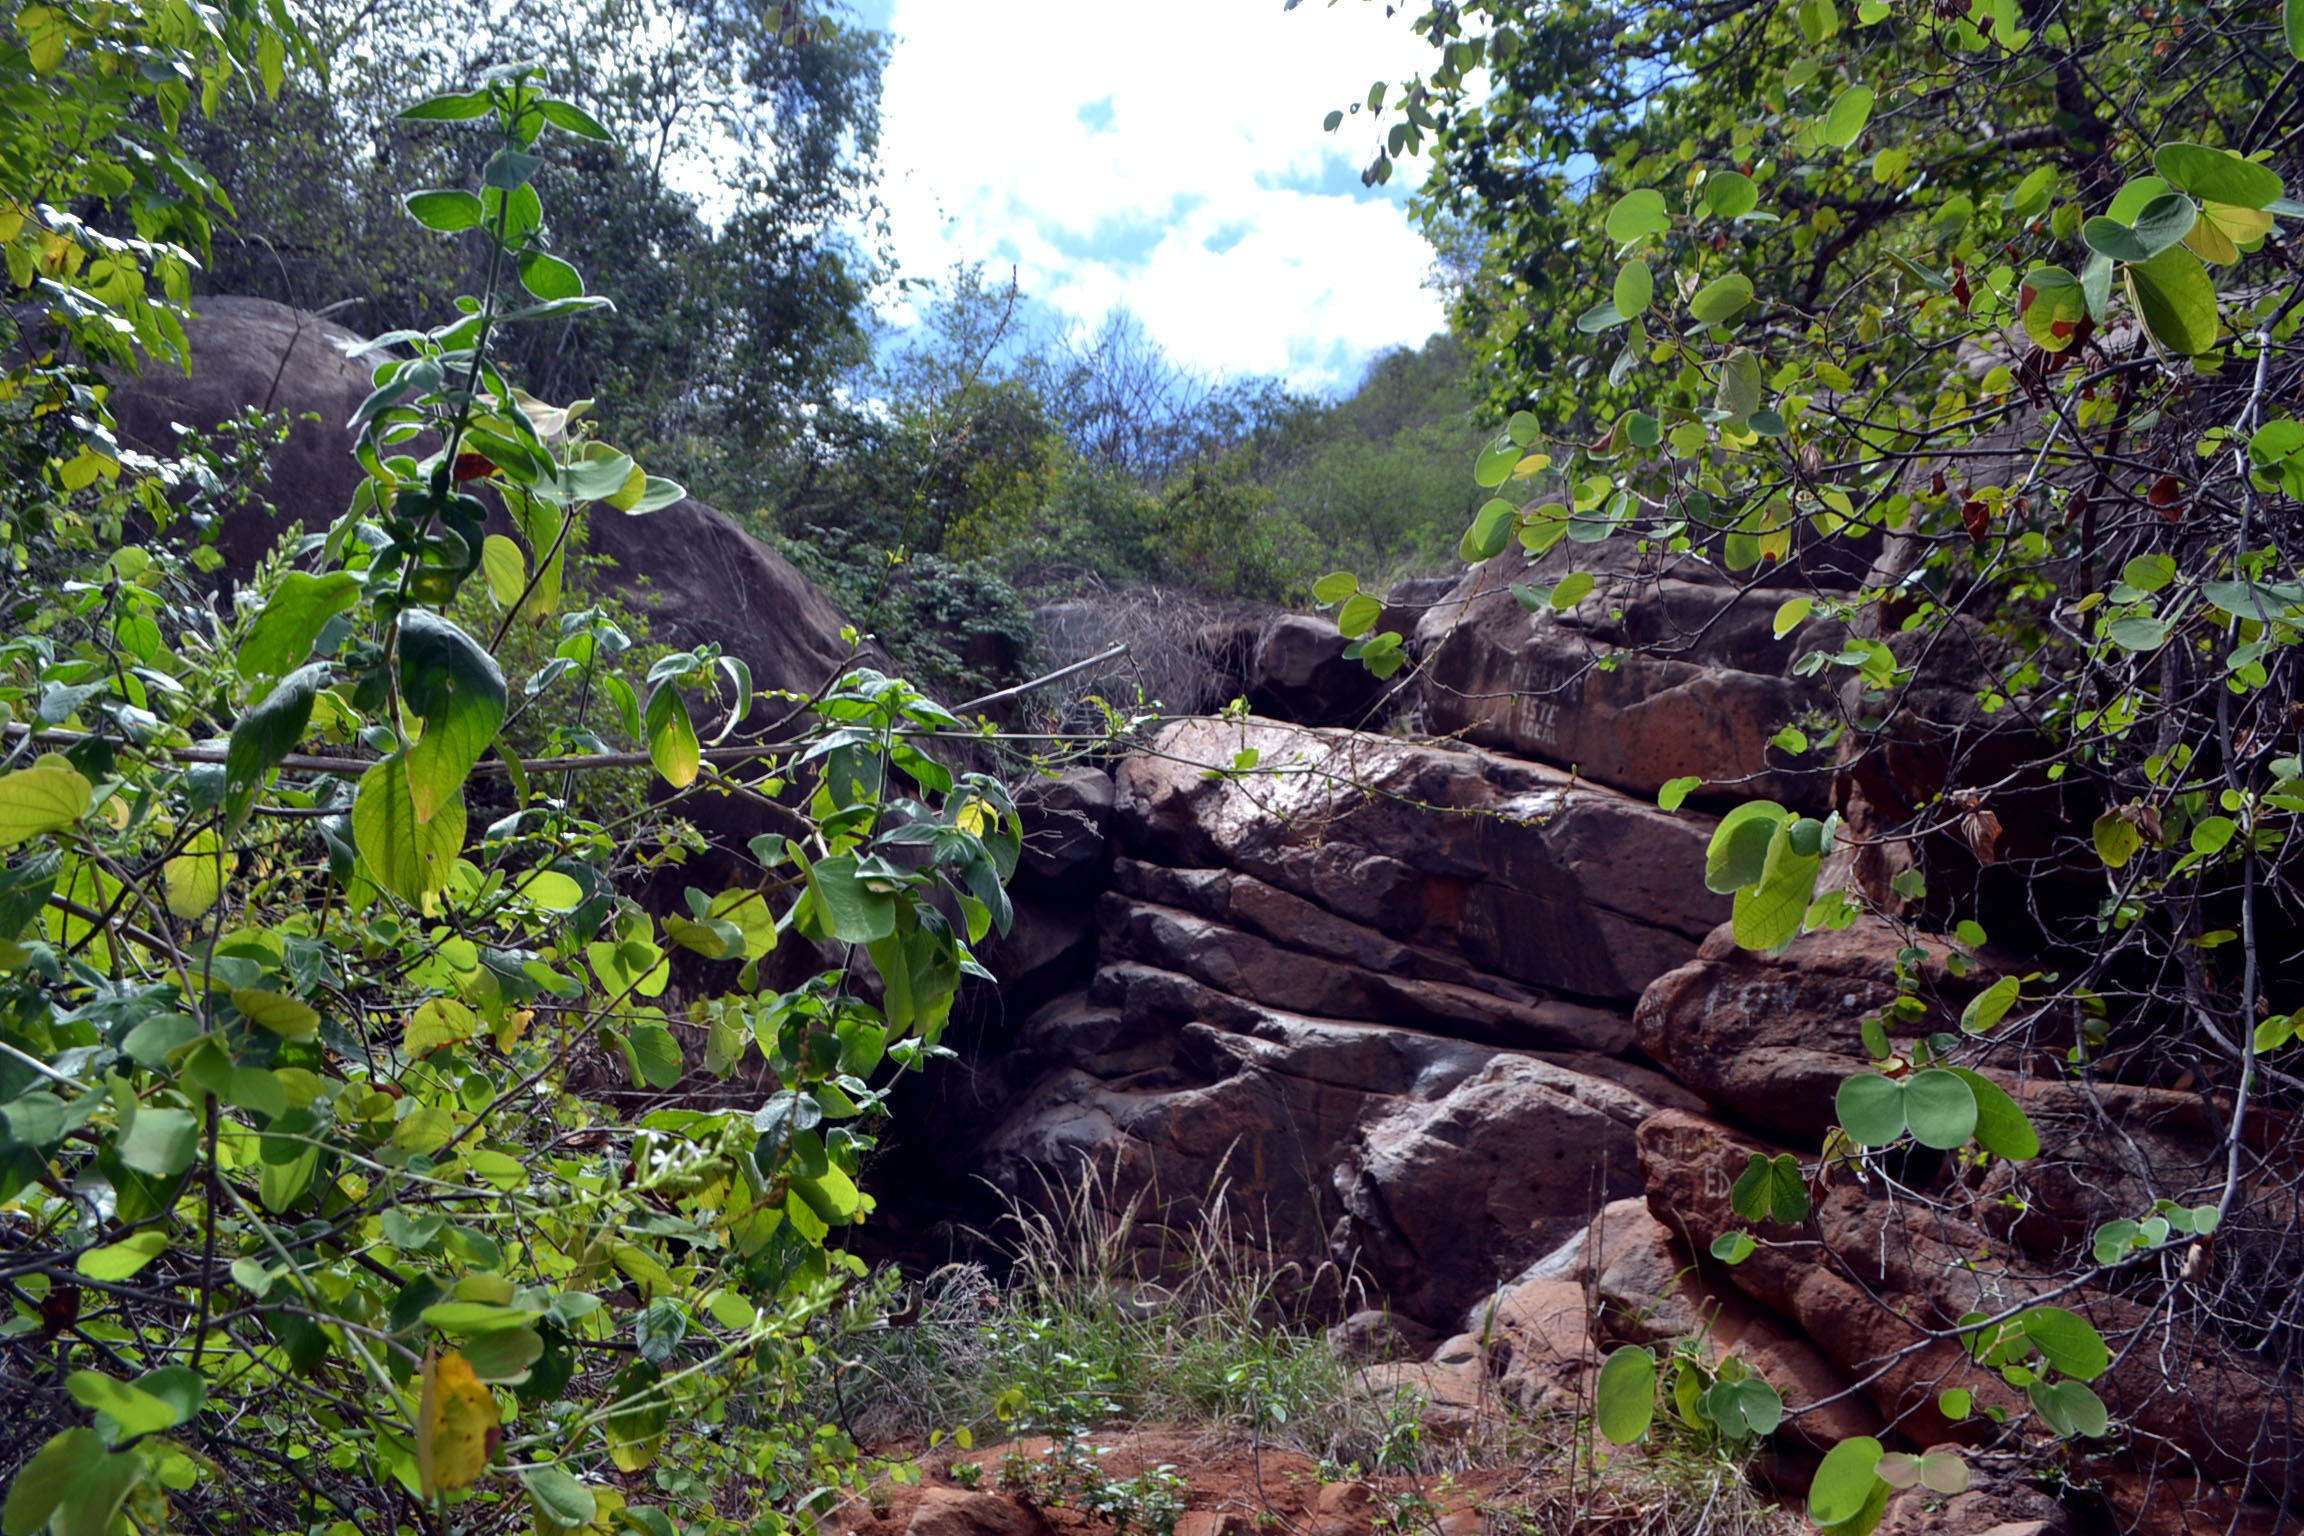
[462,1325,546,1382]
[1715,346,1763,425]
[2122,554,2178,592]
[1704,170,1758,218]
[1961,974,2021,1033]
[2093,812,2145,869]
[1950,1070,2040,1160]
[225,662,327,832]
[0,763,92,848]
[806,853,897,943]
[628,1022,683,1089]
[1614,260,1654,319]
[353,754,466,907]
[65,1371,186,1439]
[1690,273,1754,323]
[1604,188,1670,243]
[1473,442,1522,488]
[1731,816,1821,949]
[2126,245,2219,355]
[1705,801,1785,893]
[52,1448,145,1536]
[644,685,701,789]
[1458,498,1518,562]
[239,572,361,680]
[234,988,319,1039]
[2105,616,2169,653]
[405,190,484,232]
[1311,572,1360,605]
[2154,143,2284,210]
[4,1428,105,1536]
[537,99,613,140]
[1577,300,1627,333]
[2018,266,2085,352]
[2021,1306,2110,1380]
[519,250,584,301]
[2203,579,2304,619]
[422,1301,545,1333]
[1337,593,1384,639]
[1658,776,1702,811]
[524,1465,600,1527]
[2190,814,2237,855]
[1820,84,1875,149]
[2290,0,2304,61]
[1711,1231,1758,1264]
[484,148,544,189]
[1595,1346,1657,1444]
[1836,1073,1907,1146]
[482,535,527,608]
[401,90,493,121]
[1901,1069,1979,1149]
[399,611,507,825]
[117,1107,199,1177]
[1550,571,1595,609]
[1809,1436,1886,1526]
[1773,597,1812,638]
[77,1231,167,1281]
[2029,1378,2110,1437]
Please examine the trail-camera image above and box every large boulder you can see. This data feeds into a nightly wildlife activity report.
[1407,545,1843,813]
[104,294,856,705]
[1117,717,1728,1006]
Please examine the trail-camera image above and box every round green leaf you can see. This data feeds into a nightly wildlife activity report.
[519,250,584,301]
[1902,1068,1979,1149]
[1705,170,1758,218]
[1689,273,1755,323]
[2018,266,2085,352]
[2029,1378,2110,1437]
[1949,1068,2040,1160]
[2126,245,2219,355]
[2153,143,2284,211]
[523,1465,599,1527]
[1605,188,1670,243]
[405,189,484,232]
[1704,801,1786,893]
[1614,259,1654,319]
[1595,1345,1657,1444]
[1836,1072,1907,1146]
[354,755,467,906]
[1459,498,1518,562]
[3,1428,105,1536]
[2021,1306,2110,1380]
[1809,1435,1886,1525]
[1820,84,1875,149]
[1311,571,1360,605]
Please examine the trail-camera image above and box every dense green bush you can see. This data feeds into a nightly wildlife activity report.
[1,32,1026,1536]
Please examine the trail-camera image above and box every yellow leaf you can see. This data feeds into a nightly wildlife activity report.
[953,798,991,838]
[707,889,776,960]
[406,997,477,1056]
[0,762,91,847]
[416,1349,499,1498]
[233,988,319,1039]
[163,828,227,918]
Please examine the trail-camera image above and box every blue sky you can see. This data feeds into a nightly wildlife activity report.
[857,1,1452,397]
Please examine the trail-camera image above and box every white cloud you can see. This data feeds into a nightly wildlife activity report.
[874,0,1448,395]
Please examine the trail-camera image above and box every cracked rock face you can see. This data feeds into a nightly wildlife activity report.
[958,717,1725,1327]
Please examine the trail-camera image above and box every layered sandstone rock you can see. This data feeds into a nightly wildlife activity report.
[1408,544,1843,813]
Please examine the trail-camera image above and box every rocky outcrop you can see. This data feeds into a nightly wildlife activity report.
[1408,543,1843,812]
[952,716,1727,1331]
